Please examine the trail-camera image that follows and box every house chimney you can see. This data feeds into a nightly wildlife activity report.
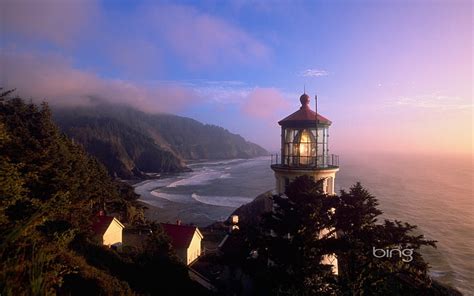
[176,219,181,226]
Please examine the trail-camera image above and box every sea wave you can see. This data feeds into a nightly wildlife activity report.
[191,193,252,208]
[187,158,245,167]
[149,190,252,208]
[167,169,231,187]
[150,191,191,204]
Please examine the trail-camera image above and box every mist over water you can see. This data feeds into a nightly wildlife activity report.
[135,153,473,294]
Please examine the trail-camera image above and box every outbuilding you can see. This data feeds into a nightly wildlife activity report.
[92,213,125,248]
[161,222,204,265]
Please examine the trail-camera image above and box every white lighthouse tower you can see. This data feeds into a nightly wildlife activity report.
[271,92,340,274]
[271,93,339,195]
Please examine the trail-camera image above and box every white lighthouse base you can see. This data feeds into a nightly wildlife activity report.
[271,166,339,195]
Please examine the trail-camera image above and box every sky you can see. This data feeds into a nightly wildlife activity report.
[0,0,472,156]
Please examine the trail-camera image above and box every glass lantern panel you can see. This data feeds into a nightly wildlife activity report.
[285,128,294,142]
[282,127,329,167]
[299,129,311,165]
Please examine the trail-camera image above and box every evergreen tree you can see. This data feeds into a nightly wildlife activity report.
[254,176,441,295]
[255,175,340,295]
[0,90,203,295]
[334,183,437,295]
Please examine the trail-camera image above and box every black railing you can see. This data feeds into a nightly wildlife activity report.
[271,153,339,169]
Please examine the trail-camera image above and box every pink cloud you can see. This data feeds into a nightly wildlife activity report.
[241,88,290,119]
[145,4,270,68]
[0,0,100,47]
[0,50,200,113]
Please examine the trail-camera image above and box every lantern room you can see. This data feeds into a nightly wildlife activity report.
[271,93,339,195]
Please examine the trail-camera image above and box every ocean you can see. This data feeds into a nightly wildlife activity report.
[134,154,473,294]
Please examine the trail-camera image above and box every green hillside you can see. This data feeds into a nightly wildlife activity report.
[53,102,268,179]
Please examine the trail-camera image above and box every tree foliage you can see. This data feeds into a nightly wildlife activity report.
[252,176,339,295]
[334,182,437,295]
[0,91,205,295]
[249,176,446,295]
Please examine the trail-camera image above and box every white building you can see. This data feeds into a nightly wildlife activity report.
[92,213,125,248]
[161,223,204,265]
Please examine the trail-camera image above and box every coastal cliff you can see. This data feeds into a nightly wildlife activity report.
[53,102,268,179]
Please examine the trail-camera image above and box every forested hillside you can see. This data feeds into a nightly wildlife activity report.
[0,91,207,295]
[53,102,268,179]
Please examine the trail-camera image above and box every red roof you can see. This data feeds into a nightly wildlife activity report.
[161,223,202,249]
[92,216,115,235]
[278,93,331,126]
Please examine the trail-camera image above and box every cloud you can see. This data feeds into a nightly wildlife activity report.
[300,69,329,77]
[0,0,100,47]
[188,80,251,104]
[144,4,270,68]
[241,87,290,119]
[1,2,271,73]
[178,80,293,120]
[394,94,472,110]
[184,81,292,119]
[0,50,291,120]
[0,50,200,113]
[0,49,294,150]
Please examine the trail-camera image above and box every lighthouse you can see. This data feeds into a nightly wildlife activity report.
[271,93,339,195]
[271,92,340,274]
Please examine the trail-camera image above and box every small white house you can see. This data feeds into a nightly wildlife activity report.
[92,214,125,247]
[161,223,204,265]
